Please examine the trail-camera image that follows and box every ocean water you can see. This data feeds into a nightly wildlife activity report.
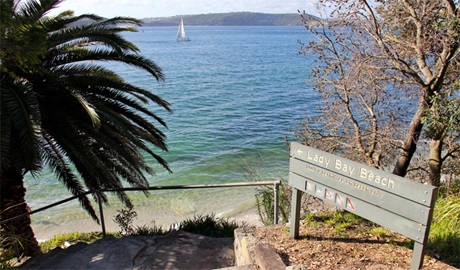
[24,26,320,239]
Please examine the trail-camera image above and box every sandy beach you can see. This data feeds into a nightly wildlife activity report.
[32,202,264,242]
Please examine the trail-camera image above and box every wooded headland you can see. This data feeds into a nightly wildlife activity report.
[141,12,321,26]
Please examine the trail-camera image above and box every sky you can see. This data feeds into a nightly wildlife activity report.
[51,0,326,19]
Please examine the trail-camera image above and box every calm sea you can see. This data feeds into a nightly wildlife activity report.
[24,26,320,239]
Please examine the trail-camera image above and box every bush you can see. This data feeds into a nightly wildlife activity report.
[175,214,242,237]
[113,205,138,236]
[254,180,291,225]
[131,225,169,236]
[243,155,292,225]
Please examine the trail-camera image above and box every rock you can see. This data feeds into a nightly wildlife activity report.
[21,231,234,269]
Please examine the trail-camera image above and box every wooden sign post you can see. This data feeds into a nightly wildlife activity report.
[289,142,438,270]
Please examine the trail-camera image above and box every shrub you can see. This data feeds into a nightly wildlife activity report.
[175,214,242,237]
[132,225,169,236]
[113,205,138,236]
[254,181,291,225]
[244,155,291,225]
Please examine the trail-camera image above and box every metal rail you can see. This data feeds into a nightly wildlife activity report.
[1,181,281,237]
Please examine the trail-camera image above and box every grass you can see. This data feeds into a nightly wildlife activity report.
[302,211,413,243]
[40,231,110,253]
[370,227,389,238]
[427,194,460,265]
[303,211,373,237]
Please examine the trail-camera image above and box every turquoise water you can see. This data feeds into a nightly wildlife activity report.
[24,26,319,238]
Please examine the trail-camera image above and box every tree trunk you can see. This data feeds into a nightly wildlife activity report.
[392,97,428,177]
[428,140,443,186]
[0,168,41,257]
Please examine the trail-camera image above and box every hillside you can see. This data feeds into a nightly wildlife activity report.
[141,12,320,26]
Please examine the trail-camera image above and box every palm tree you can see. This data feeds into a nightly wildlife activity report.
[1,0,171,256]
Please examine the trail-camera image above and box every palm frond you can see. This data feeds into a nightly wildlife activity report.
[47,23,140,54]
[41,134,99,222]
[46,49,164,82]
[17,0,61,24]
[94,16,142,27]
[100,100,168,148]
[71,91,101,127]
[53,64,171,112]
[0,75,42,172]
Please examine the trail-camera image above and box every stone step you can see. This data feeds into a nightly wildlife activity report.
[21,228,288,269]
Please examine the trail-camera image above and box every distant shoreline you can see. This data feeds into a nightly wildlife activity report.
[140,12,323,27]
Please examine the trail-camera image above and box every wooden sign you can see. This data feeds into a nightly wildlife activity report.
[289,142,438,270]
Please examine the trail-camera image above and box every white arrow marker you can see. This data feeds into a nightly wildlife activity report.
[296,148,303,155]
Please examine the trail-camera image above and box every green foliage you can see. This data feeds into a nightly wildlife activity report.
[131,225,169,236]
[370,227,389,238]
[113,205,138,236]
[303,213,317,224]
[305,211,365,225]
[434,195,460,230]
[175,214,242,238]
[253,181,291,226]
[112,209,244,238]
[429,195,460,265]
[39,232,106,253]
[255,185,274,225]
[243,155,291,225]
[0,227,26,264]
[439,176,460,196]
[303,211,376,237]
[112,206,240,238]
[422,91,460,140]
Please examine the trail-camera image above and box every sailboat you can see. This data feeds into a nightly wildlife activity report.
[176,17,190,42]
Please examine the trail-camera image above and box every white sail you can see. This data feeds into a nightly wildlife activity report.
[176,18,190,42]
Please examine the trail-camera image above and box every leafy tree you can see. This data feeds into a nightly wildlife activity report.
[297,14,403,169]
[1,0,171,256]
[422,79,460,185]
[298,0,459,185]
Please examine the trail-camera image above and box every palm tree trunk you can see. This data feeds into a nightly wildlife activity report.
[0,168,41,257]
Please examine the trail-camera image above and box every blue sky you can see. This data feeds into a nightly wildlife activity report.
[52,0,325,19]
